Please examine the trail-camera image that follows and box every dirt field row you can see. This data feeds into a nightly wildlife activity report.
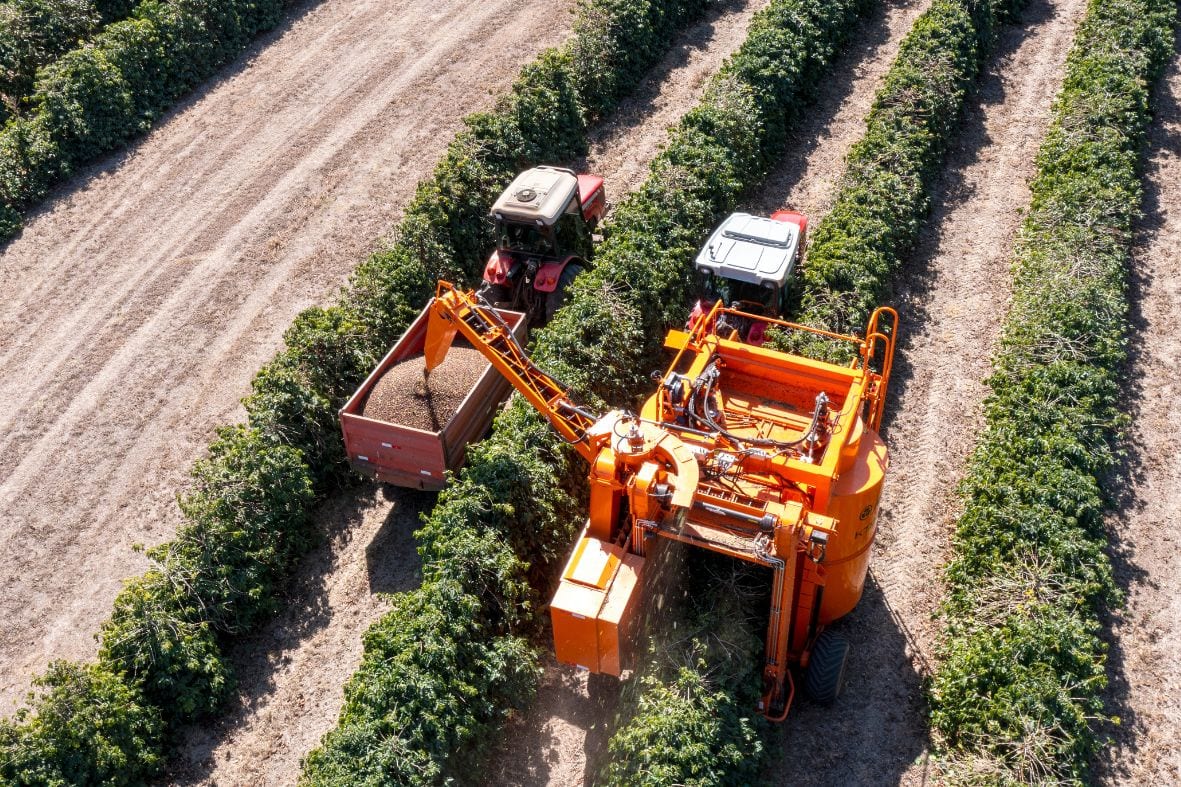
[164,1,773,782]
[1099,36,1181,786]
[0,0,580,715]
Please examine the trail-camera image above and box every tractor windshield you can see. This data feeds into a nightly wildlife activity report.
[499,221,556,256]
[706,275,778,314]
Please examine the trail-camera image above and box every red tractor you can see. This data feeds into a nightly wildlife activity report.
[687,210,808,344]
[479,166,607,325]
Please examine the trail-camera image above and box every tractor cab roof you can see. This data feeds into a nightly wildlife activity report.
[695,212,802,288]
[491,166,579,228]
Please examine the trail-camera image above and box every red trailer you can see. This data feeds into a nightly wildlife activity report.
[339,300,527,490]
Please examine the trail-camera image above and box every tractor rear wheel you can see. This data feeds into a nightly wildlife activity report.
[545,263,584,322]
[804,630,849,705]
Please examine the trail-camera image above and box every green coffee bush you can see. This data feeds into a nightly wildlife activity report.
[601,560,767,787]
[0,0,99,118]
[99,571,235,721]
[0,662,162,786]
[929,0,1177,780]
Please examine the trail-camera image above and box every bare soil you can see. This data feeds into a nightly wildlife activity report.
[362,348,487,431]
[765,0,1088,781]
[1097,39,1181,786]
[0,0,577,715]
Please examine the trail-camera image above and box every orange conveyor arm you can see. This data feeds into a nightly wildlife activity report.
[424,281,601,462]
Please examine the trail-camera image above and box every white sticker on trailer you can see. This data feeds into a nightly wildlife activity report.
[381,442,393,448]
[420,470,432,476]
[358,456,369,462]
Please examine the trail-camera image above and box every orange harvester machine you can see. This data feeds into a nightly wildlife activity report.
[423,282,897,719]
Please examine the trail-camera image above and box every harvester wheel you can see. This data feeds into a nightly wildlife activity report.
[545,263,584,321]
[804,630,849,705]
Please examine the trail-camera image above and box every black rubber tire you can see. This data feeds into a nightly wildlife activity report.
[803,630,850,705]
[545,263,584,322]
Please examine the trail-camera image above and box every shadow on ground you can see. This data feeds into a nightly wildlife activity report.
[163,481,433,785]
[1092,23,1181,781]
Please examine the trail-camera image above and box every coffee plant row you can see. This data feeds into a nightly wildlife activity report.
[929,0,1177,781]
[606,0,1029,779]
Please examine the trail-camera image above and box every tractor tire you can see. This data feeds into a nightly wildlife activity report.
[804,630,850,705]
[545,263,584,322]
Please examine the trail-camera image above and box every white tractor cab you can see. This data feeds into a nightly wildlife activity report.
[480,166,607,325]
[688,210,808,345]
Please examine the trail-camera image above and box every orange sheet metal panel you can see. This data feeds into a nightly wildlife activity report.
[551,535,644,676]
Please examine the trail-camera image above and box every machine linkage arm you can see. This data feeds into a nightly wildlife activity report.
[424,281,601,461]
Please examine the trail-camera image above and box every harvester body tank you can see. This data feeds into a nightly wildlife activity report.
[822,424,887,621]
[417,283,897,720]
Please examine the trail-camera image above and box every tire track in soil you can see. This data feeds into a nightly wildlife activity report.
[0,0,578,714]
[1099,38,1181,787]
[762,0,1088,781]
[480,1,934,783]
[162,2,771,782]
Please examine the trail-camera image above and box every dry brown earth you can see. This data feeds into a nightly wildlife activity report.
[766,0,1089,781]
[1099,39,1181,787]
[0,0,578,715]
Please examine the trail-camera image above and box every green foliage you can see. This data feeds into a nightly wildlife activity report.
[0,662,163,786]
[0,0,286,240]
[772,0,1015,364]
[603,665,760,786]
[0,0,99,118]
[602,563,767,787]
[99,571,235,721]
[928,0,1178,781]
